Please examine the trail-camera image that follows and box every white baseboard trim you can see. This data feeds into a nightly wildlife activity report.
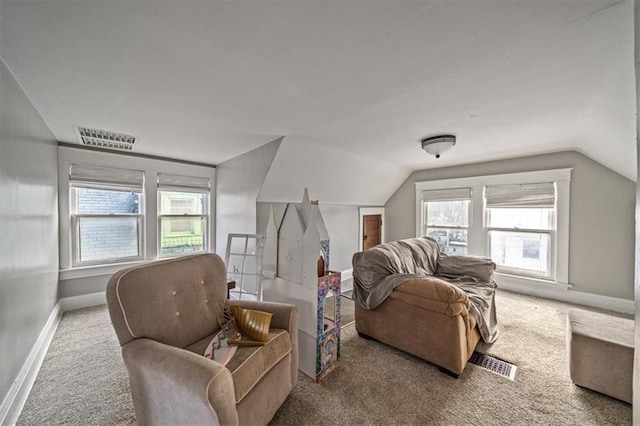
[0,302,62,426]
[498,278,634,314]
[341,269,353,294]
[59,291,106,312]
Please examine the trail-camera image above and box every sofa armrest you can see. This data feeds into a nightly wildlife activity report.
[226,300,299,387]
[393,277,470,316]
[122,338,239,426]
[437,254,496,282]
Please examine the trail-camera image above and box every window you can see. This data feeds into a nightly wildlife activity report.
[158,173,210,256]
[416,169,571,284]
[485,183,555,279]
[422,188,471,254]
[69,163,145,266]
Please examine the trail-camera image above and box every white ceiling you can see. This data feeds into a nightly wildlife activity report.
[0,0,635,205]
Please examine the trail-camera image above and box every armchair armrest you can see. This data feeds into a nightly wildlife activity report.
[226,300,299,387]
[393,277,470,317]
[122,338,239,426]
[437,254,496,282]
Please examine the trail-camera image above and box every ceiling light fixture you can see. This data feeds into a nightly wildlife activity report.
[74,126,137,151]
[421,134,456,159]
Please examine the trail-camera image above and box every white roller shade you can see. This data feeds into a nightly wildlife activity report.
[157,173,210,193]
[69,163,144,192]
[422,187,471,202]
[485,183,555,208]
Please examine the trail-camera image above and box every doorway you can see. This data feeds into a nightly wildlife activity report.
[359,207,385,251]
[362,214,382,250]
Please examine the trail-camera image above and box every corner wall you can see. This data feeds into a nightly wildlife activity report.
[215,137,282,259]
[0,59,59,410]
[385,150,635,300]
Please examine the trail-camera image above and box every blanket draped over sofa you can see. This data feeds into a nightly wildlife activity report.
[353,238,499,344]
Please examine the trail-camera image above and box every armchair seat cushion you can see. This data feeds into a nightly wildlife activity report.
[186,329,292,403]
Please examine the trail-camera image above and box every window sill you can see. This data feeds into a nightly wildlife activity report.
[494,272,572,291]
[59,251,211,280]
[59,261,150,281]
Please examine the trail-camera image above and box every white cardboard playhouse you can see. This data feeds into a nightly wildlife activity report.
[262,189,341,381]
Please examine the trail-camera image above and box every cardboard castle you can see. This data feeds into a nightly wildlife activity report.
[262,189,341,381]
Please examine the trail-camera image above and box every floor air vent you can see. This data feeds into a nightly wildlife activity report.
[468,351,517,380]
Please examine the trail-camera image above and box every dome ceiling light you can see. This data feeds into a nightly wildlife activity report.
[421,135,456,159]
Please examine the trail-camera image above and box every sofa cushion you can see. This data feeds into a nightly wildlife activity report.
[185,329,292,403]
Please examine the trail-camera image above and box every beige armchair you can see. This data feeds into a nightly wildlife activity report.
[106,253,298,425]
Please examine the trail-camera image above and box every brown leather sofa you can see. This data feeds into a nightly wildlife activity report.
[106,253,298,425]
[352,237,497,377]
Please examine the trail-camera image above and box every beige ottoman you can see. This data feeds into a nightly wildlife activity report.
[566,309,633,403]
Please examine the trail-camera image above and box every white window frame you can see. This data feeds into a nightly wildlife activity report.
[415,168,571,285]
[485,199,554,279]
[70,184,145,267]
[58,146,216,279]
[157,173,211,258]
[67,163,146,267]
[421,189,472,255]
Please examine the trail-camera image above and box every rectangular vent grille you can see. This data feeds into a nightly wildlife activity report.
[75,126,136,151]
[468,351,517,380]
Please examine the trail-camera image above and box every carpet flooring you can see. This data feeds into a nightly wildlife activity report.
[340,294,354,326]
[18,291,631,425]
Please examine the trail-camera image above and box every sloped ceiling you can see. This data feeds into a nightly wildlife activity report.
[0,0,635,205]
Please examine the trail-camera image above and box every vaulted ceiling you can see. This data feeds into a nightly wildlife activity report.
[0,0,635,205]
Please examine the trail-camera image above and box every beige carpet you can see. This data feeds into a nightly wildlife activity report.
[18,291,631,425]
[340,294,355,326]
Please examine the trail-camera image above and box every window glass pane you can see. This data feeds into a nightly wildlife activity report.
[488,230,551,277]
[75,188,141,214]
[159,191,205,215]
[487,207,552,230]
[78,217,140,262]
[160,217,205,255]
[427,228,468,254]
[426,200,469,227]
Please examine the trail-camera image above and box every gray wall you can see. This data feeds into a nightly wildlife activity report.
[385,151,635,300]
[257,202,359,272]
[215,137,282,259]
[0,59,59,405]
[633,0,639,417]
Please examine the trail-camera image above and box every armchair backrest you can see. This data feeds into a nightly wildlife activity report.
[106,253,228,348]
[353,237,440,283]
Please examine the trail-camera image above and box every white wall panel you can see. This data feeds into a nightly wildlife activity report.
[215,137,282,260]
[258,136,409,206]
[0,59,59,410]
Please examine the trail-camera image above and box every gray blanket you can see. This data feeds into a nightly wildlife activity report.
[352,237,499,343]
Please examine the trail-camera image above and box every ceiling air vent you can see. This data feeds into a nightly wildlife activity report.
[74,126,137,151]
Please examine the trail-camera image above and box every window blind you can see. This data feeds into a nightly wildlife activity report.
[157,173,210,193]
[422,187,471,202]
[485,183,555,208]
[69,163,144,192]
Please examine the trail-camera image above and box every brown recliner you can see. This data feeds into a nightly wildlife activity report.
[353,237,497,377]
[106,253,298,425]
